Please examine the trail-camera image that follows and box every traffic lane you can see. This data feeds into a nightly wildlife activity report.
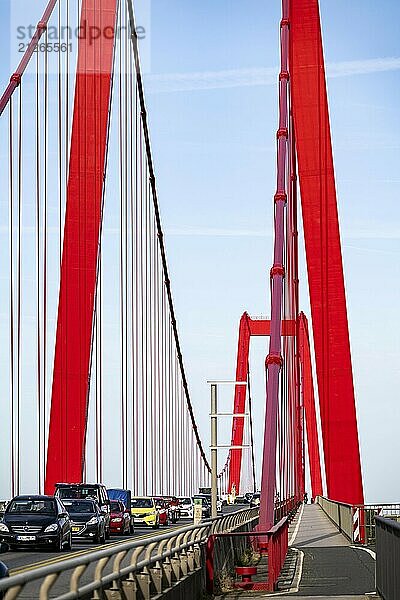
[1,522,192,599]
[4,521,191,575]
[2,510,245,576]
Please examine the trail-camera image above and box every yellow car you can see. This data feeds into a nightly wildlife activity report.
[131,497,159,528]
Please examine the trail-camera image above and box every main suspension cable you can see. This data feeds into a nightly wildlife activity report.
[126,0,211,472]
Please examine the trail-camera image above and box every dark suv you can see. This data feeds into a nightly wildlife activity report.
[55,483,111,538]
[62,499,106,544]
[0,495,71,551]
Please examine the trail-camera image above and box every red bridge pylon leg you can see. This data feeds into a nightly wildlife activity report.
[298,313,323,499]
[228,313,251,496]
[45,0,118,493]
[228,316,296,496]
[290,0,364,504]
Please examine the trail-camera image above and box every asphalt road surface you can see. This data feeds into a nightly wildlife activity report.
[3,521,190,576]
[3,505,244,575]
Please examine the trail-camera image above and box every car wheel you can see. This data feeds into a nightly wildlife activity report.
[65,532,72,551]
[54,535,64,552]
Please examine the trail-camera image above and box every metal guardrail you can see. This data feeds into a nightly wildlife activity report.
[206,515,289,593]
[375,516,400,600]
[316,496,353,541]
[0,507,259,600]
[316,496,400,545]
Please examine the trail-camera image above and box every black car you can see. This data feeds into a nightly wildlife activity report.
[0,495,71,551]
[55,483,111,538]
[62,499,106,544]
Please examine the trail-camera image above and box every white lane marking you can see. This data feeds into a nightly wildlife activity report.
[289,548,304,593]
[350,544,376,560]
[289,502,304,546]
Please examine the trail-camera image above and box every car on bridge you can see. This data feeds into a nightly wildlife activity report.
[131,497,159,528]
[162,496,180,523]
[178,497,193,519]
[193,495,211,519]
[62,499,107,544]
[55,483,111,538]
[153,498,169,526]
[0,495,72,551]
[109,500,131,535]
[107,488,134,533]
[250,493,260,507]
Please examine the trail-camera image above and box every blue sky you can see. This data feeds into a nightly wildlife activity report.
[0,0,399,502]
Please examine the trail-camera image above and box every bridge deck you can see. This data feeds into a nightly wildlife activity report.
[289,504,375,598]
[221,504,376,599]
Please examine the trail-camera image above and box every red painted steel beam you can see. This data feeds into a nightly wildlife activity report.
[298,313,323,498]
[259,0,291,532]
[228,311,296,495]
[290,0,364,504]
[45,0,118,493]
[228,313,251,496]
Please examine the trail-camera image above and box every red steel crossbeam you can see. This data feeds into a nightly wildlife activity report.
[228,313,295,496]
[45,0,118,493]
[290,0,364,505]
[228,313,322,503]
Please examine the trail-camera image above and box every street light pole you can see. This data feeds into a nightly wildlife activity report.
[211,384,218,519]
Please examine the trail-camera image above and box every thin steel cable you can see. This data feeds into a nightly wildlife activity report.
[35,49,43,495]
[15,83,22,497]
[43,31,49,488]
[134,84,140,495]
[129,36,135,492]
[58,0,62,265]
[246,369,257,493]
[124,0,129,489]
[9,99,15,497]
[119,10,127,488]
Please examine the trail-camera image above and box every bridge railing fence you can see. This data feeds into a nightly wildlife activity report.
[316,496,353,541]
[205,500,300,594]
[316,496,400,545]
[375,516,400,600]
[0,507,259,600]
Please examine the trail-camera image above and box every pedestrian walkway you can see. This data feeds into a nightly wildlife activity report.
[290,504,375,597]
[218,504,376,598]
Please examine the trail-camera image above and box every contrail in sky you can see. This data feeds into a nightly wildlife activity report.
[145,57,400,93]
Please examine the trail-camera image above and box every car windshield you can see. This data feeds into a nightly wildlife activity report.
[8,499,56,515]
[179,498,191,505]
[57,487,99,500]
[62,500,96,514]
[110,501,123,512]
[131,498,153,508]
